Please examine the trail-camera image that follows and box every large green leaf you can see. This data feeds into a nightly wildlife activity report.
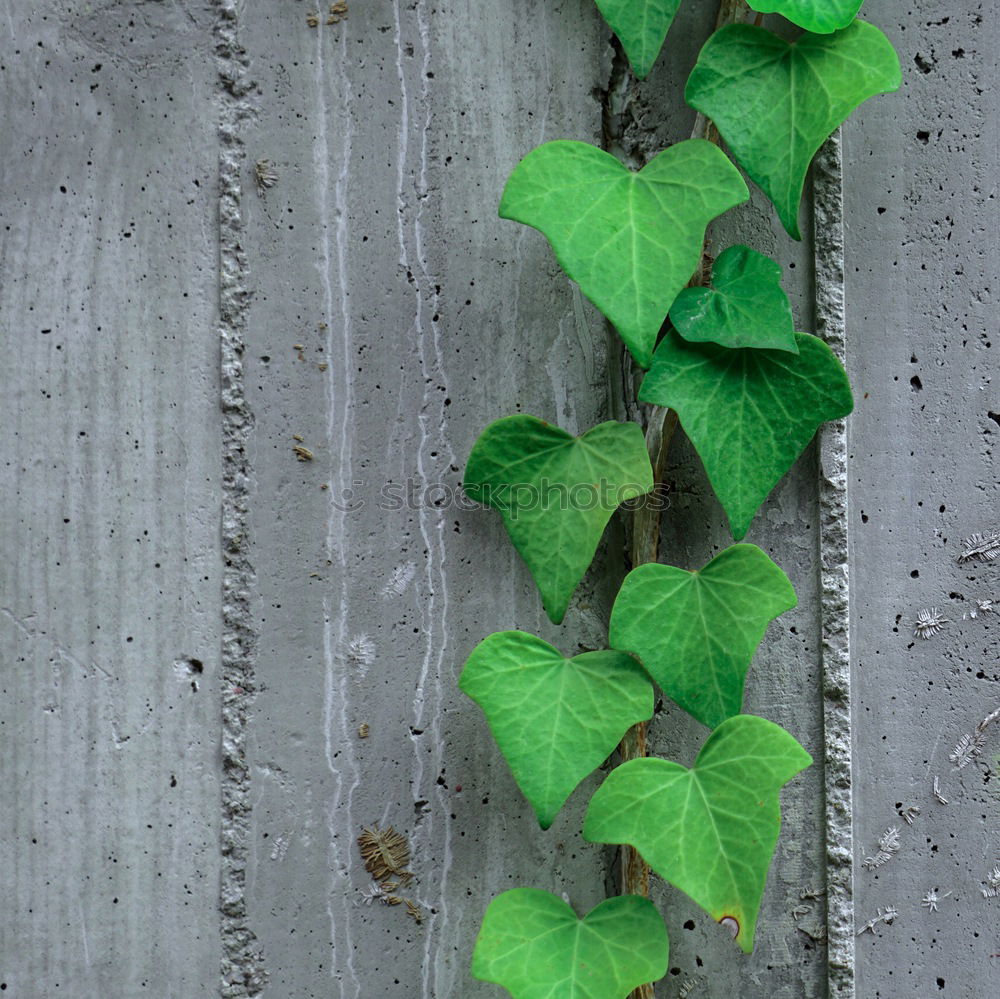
[609,545,795,729]
[472,888,668,999]
[685,22,901,239]
[460,632,653,829]
[746,0,863,33]
[638,331,853,539]
[669,244,797,353]
[584,715,811,952]
[464,415,653,624]
[594,0,683,79]
[499,140,749,368]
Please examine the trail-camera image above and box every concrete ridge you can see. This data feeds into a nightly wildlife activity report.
[214,1,265,995]
[814,129,855,999]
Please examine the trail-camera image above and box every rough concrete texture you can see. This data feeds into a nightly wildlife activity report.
[1,1,996,998]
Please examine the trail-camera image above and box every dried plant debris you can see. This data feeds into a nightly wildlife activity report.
[966,598,994,620]
[958,530,1000,564]
[293,444,314,462]
[382,561,417,599]
[950,705,1000,770]
[898,804,920,826]
[404,898,424,925]
[857,905,898,935]
[328,1,349,24]
[950,732,978,770]
[914,607,947,639]
[791,887,827,942]
[358,882,391,906]
[346,633,376,671]
[921,888,951,913]
[932,775,949,805]
[982,866,1000,900]
[863,826,902,871]
[254,159,279,196]
[679,979,700,998]
[358,824,414,883]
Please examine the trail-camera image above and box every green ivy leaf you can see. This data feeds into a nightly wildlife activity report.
[685,22,901,239]
[499,140,749,368]
[460,632,653,829]
[464,415,653,624]
[746,0,863,33]
[609,545,796,729]
[472,888,669,999]
[584,715,811,952]
[593,0,683,79]
[639,331,852,539]
[669,245,797,353]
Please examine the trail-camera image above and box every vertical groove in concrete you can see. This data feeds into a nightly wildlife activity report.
[813,129,855,998]
[215,2,264,995]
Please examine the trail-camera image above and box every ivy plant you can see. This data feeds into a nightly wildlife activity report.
[745,0,863,34]
[499,139,748,368]
[686,21,901,238]
[608,544,796,729]
[583,715,812,953]
[460,632,653,829]
[473,889,669,999]
[592,0,683,79]
[457,2,899,996]
[668,243,798,353]
[639,331,854,538]
[464,415,653,623]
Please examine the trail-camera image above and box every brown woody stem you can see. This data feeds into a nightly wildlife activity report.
[617,4,753,997]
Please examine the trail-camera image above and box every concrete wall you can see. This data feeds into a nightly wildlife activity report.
[0,1,996,997]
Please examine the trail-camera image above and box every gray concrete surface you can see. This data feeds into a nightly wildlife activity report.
[0,1,996,997]
[846,4,1000,997]
[0,2,223,995]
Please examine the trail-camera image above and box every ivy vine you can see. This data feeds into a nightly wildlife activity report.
[460,3,899,996]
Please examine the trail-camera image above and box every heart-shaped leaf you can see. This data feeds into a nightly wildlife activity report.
[746,0,863,33]
[669,244,797,353]
[473,888,669,999]
[685,22,901,239]
[584,715,811,952]
[638,331,853,540]
[460,632,653,828]
[593,0,683,79]
[499,140,749,368]
[464,415,653,624]
[609,545,796,729]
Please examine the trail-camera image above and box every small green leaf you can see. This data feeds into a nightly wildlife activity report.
[472,888,669,999]
[639,331,852,539]
[464,415,653,624]
[746,0,863,33]
[499,140,749,368]
[669,245,798,353]
[593,0,683,79]
[460,632,653,829]
[609,545,796,729]
[685,22,901,239]
[584,715,811,952]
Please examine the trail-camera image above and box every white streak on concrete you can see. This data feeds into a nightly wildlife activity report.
[393,3,456,994]
[313,24,360,999]
[79,899,91,968]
